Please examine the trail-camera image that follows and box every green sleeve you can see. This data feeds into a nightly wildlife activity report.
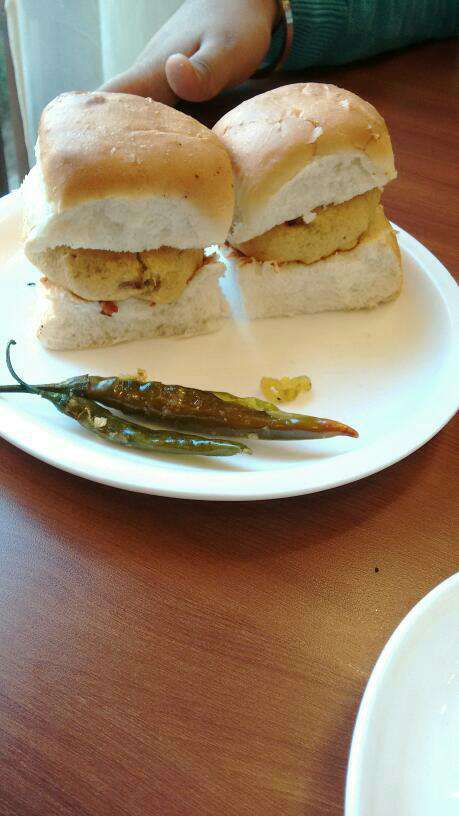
[266,0,458,70]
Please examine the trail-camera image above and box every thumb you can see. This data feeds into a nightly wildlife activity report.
[100,65,177,105]
[165,40,250,103]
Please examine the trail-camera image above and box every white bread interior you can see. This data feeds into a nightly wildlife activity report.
[222,210,402,319]
[36,261,225,350]
[213,83,396,244]
[23,91,235,254]
[23,163,229,255]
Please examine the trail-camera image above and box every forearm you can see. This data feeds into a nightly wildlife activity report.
[276,0,458,69]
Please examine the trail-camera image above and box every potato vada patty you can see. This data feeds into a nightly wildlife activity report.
[36,246,204,304]
[233,189,381,265]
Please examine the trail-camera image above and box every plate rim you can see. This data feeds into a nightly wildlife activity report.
[0,191,458,500]
[345,571,459,815]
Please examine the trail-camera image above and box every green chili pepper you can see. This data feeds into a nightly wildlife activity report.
[0,371,358,439]
[2,342,251,457]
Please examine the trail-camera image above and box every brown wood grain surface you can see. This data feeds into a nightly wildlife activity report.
[0,39,458,816]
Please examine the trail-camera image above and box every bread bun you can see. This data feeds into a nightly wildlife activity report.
[36,260,225,350]
[223,207,402,318]
[213,83,396,244]
[24,92,235,254]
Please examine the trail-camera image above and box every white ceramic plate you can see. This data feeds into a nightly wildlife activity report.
[346,572,459,816]
[0,190,457,500]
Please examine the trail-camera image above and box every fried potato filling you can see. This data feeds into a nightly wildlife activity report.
[234,189,381,264]
[39,245,204,304]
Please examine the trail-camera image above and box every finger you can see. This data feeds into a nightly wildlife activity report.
[100,65,177,105]
[100,13,199,104]
[165,37,257,103]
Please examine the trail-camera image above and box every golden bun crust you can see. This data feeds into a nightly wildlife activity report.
[235,189,381,264]
[213,83,396,241]
[38,92,234,223]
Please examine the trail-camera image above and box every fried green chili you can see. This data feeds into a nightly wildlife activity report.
[2,342,251,457]
[1,372,357,439]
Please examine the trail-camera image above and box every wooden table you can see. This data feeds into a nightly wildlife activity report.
[0,39,458,816]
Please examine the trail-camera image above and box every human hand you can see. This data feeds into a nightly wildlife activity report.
[101,0,278,104]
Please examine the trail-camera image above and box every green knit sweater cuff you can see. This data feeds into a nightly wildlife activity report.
[265,0,348,71]
[263,0,458,73]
